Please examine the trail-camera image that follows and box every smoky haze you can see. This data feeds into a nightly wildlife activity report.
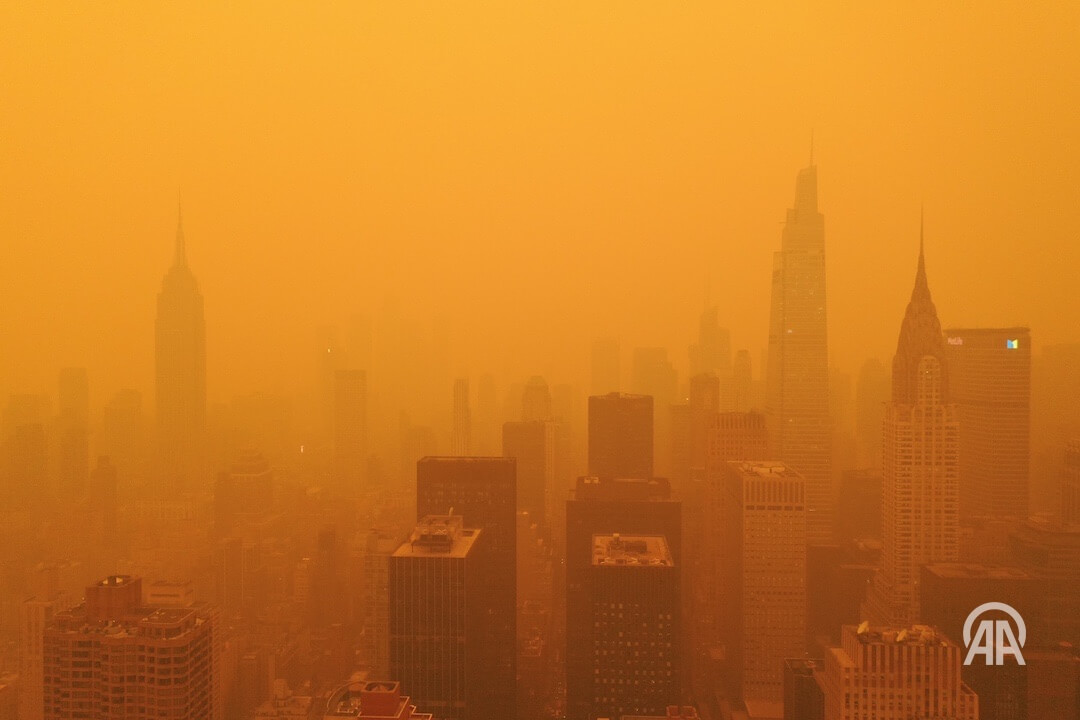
[2,2,1078,417]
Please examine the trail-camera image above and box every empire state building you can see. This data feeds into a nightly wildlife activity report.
[765,161,833,542]
[155,205,206,489]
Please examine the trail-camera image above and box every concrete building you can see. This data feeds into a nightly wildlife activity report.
[819,625,978,720]
[389,516,495,720]
[42,575,216,719]
[588,393,654,480]
[324,677,433,719]
[717,461,807,706]
[586,534,679,720]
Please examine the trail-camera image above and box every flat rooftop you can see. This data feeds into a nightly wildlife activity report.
[394,515,481,559]
[592,533,673,567]
[729,460,801,478]
[923,562,1034,580]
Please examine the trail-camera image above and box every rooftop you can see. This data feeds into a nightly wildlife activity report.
[591,533,673,568]
[848,623,949,647]
[729,461,801,479]
[923,563,1035,580]
[393,515,480,559]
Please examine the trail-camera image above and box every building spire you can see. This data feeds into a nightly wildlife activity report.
[912,207,929,301]
[175,190,187,267]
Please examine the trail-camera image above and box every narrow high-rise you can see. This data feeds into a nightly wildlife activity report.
[155,204,206,489]
[588,392,653,479]
[865,230,960,627]
[765,161,832,542]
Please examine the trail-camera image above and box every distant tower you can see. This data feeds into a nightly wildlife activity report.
[689,305,732,379]
[854,358,889,469]
[1065,439,1080,526]
[866,229,959,626]
[765,161,832,542]
[521,376,553,422]
[591,338,620,395]
[450,378,471,456]
[731,350,752,412]
[56,368,89,495]
[588,393,653,479]
[155,203,206,490]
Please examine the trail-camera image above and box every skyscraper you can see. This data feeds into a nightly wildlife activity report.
[866,232,959,627]
[155,204,206,490]
[716,461,806,706]
[503,420,555,526]
[565,477,682,720]
[591,338,621,396]
[818,625,978,720]
[584,534,679,720]
[689,305,732,380]
[333,368,367,490]
[1065,439,1080,526]
[450,378,471,456]
[588,392,653,479]
[765,161,832,542]
[389,516,493,720]
[56,367,89,495]
[943,327,1031,522]
[415,457,516,719]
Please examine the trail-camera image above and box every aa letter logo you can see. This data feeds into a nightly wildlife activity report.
[963,601,1026,666]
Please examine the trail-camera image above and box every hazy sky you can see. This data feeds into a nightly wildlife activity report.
[2,2,1077,408]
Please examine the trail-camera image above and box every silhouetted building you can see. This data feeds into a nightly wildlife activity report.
[834,469,881,543]
[588,393,654,479]
[806,543,877,651]
[102,389,143,478]
[359,528,397,679]
[56,367,89,495]
[732,350,753,413]
[689,306,732,380]
[854,359,889,470]
[1026,644,1080,720]
[782,659,823,720]
[522,376,554,422]
[632,348,678,475]
[585,534,679,720]
[819,625,978,720]
[389,516,493,720]
[43,575,216,719]
[566,477,682,720]
[334,369,367,489]
[920,563,1047,720]
[592,338,621,396]
[765,161,832,543]
[1008,516,1080,646]
[450,378,471,456]
[944,327,1031,522]
[214,451,273,537]
[866,232,959,627]
[717,461,806,705]
[415,457,516,719]
[503,420,555,526]
[155,205,207,490]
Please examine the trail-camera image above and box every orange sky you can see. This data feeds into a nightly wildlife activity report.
[1,2,1077,410]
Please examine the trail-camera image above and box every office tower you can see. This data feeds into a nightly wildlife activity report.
[522,376,554,422]
[503,420,555,526]
[475,373,498,455]
[56,367,89,495]
[333,369,367,488]
[324,677,434,719]
[865,236,959,627]
[591,338,621,395]
[1008,516,1080,646]
[1025,646,1080,720]
[3,395,47,505]
[834,469,881,543]
[389,516,492,720]
[632,347,678,474]
[42,575,215,719]
[213,451,273,537]
[944,327,1031,521]
[854,359,888,469]
[102,389,143,476]
[704,412,768,473]
[588,393,653,479]
[717,462,806,707]
[920,563,1046,720]
[782,659,824,720]
[819,625,978,720]
[585,534,679,720]
[565,477,682,720]
[415,458,515,719]
[450,378,471,456]
[689,305,732,379]
[155,205,207,489]
[1066,439,1080,526]
[732,350,753,412]
[765,161,832,542]
[359,528,397,679]
[1032,343,1080,512]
